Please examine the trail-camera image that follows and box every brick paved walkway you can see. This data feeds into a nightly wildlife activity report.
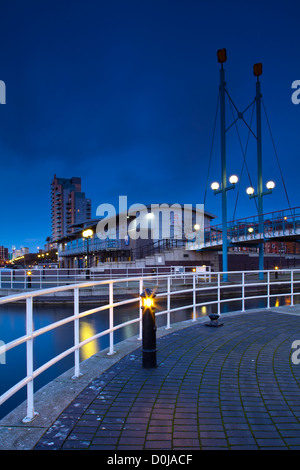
[34,310,300,450]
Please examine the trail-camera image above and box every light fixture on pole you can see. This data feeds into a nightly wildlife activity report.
[211,171,238,281]
[194,224,200,249]
[246,180,275,200]
[266,181,275,190]
[211,175,238,194]
[82,228,93,278]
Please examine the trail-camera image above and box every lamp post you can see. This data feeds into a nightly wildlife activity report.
[194,224,200,249]
[213,49,241,282]
[254,63,264,279]
[211,173,239,281]
[246,178,275,279]
[82,228,93,279]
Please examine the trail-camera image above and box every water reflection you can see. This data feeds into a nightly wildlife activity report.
[80,320,98,361]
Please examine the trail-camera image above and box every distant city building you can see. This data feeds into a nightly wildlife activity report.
[11,246,29,260]
[0,246,8,263]
[51,175,91,241]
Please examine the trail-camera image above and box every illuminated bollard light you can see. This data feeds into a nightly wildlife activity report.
[26,270,32,288]
[140,288,157,369]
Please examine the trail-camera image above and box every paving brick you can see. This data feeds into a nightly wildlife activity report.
[33,311,300,451]
[145,441,172,449]
[200,438,228,447]
[256,438,287,447]
[228,436,257,446]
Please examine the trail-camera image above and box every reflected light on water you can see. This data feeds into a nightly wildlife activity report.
[200,306,207,316]
[285,296,291,306]
[80,321,99,361]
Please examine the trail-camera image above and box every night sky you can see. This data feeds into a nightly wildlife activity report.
[0,0,299,251]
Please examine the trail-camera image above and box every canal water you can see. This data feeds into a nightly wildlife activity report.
[0,294,294,420]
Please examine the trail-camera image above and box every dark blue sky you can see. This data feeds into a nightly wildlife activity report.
[0,0,299,251]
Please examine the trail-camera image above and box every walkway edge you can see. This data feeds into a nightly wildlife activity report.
[0,315,211,450]
[0,306,298,450]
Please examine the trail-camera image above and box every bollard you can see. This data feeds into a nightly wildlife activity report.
[26,270,32,288]
[140,288,157,368]
[205,313,224,327]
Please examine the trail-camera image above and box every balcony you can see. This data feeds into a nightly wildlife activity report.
[58,238,120,256]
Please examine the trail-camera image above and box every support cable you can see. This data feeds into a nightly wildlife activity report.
[227,96,258,219]
[225,90,257,139]
[262,98,292,212]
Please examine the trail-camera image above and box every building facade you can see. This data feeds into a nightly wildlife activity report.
[51,175,91,241]
[57,205,215,268]
[0,246,8,263]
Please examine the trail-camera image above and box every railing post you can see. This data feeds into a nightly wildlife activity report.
[291,270,294,307]
[267,271,270,309]
[166,275,171,329]
[192,273,196,321]
[217,272,221,315]
[138,278,143,339]
[22,296,38,423]
[107,282,116,355]
[72,288,81,378]
[242,272,245,312]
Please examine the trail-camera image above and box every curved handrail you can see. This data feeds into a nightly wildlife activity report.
[0,269,299,423]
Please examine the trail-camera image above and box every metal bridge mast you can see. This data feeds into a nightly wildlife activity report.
[254,63,264,279]
[218,49,229,282]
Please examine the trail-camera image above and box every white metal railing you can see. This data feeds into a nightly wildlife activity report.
[0,265,211,289]
[0,268,299,423]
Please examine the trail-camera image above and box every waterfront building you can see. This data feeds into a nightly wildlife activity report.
[56,204,300,271]
[57,205,216,269]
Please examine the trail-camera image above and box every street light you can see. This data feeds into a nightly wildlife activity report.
[246,181,275,199]
[246,186,255,195]
[211,182,220,191]
[194,224,201,248]
[229,174,238,185]
[211,173,238,282]
[266,180,275,190]
[246,177,275,280]
[82,228,93,238]
[82,228,93,278]
[211,175,238,194]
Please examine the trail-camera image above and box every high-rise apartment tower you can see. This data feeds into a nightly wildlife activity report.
[51,175,91,240]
